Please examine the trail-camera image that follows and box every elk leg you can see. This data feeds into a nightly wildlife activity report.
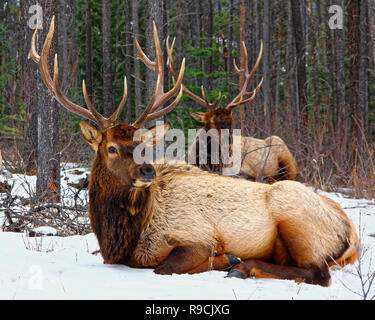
[154,245,211,275]
[226,259,331,286]
[154,245,240,275]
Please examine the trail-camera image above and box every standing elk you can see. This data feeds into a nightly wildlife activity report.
[167,39,299,181]
[29,18,360,286]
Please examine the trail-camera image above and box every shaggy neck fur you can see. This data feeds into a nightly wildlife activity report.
[88,154,153,264]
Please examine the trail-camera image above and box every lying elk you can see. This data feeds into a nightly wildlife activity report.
[30,18,360,286]
[167,39,299,181]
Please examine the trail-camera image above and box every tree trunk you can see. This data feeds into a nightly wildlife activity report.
[254,0,264,130]
[347,0,360,156]
[324,0,336,140]
[239,0,246,136]
[175,0,183,66]
[262,0,271,133]
[228,0,233,80]
[290,0,309,159]
[188,0,201,83]
[333,0,346,163]
[163,0,170,95]
[285,0,298,156]
[244,0,255,136]
[201,0,214,89]
[124,0,133,123]
[308,0,321,135]
[102,0,113,117]
[21,0,39,173]
[69,0,79,92]
[114,0,121,85]
[59,0,69,93]
[85,0,93,101]
[272,1,282,130]
[358,0,369,146]
[132,0,142,118]
[367,0,375,66]
[36,4,60,202]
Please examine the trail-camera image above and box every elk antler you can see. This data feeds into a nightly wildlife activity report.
[166,37,221,112]
[29,16,127,129]
[133,21,185,128]
[226,40,264,110]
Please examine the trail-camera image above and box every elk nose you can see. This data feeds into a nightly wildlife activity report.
[140,165,156,181]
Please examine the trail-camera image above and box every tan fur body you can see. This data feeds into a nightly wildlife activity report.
[131,163,359,272]
[189,131,299,181]
[240,135,299,180]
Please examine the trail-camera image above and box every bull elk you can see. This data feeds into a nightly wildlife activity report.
[167,39,299,181]
[29,18,360,286]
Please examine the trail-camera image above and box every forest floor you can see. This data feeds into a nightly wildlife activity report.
[0,164,374,300]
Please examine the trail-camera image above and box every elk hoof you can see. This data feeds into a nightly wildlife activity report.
[225,254,241,267]
[154,266,173,275]
[226,270,246,279]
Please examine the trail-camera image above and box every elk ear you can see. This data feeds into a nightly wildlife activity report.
[79,121,102,151]
[190,112,206,123]
[141,123,170,146]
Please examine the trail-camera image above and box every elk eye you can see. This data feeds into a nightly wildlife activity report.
[108,146,118,154]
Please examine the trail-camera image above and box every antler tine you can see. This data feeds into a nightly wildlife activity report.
[200,86,210,105]
[226,40,263,110]
[83,76,128,128]
[200,86,222,111]
[132,74,162,128]
[108,76,128,124]
[31,17,55,95]
[28,25,40,63]
[135,37,156,68]
[30,16,127,129]
[144,85,184,123]
[133,21,185,128]
[166,37,220,112]
[212,91,222,108]
[242,40,263,84]
[82,79,105,125]
[234,77,264,106]
[134,21,165,113]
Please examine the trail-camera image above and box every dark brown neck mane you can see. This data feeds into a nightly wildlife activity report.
[194,126,233,174]
[88,155,152,264]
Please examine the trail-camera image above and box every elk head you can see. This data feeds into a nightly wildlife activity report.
[166,38,263,134]
[29,17,185,189]
[79,122,170,188]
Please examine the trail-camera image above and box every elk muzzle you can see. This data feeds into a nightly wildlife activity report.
[132,164,156,188]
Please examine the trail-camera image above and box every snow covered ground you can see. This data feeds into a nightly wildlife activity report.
[0,164,374,300]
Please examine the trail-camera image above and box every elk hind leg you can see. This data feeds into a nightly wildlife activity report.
[226,259,331,286]
[278,153,298,181]
[154,245,211,275]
